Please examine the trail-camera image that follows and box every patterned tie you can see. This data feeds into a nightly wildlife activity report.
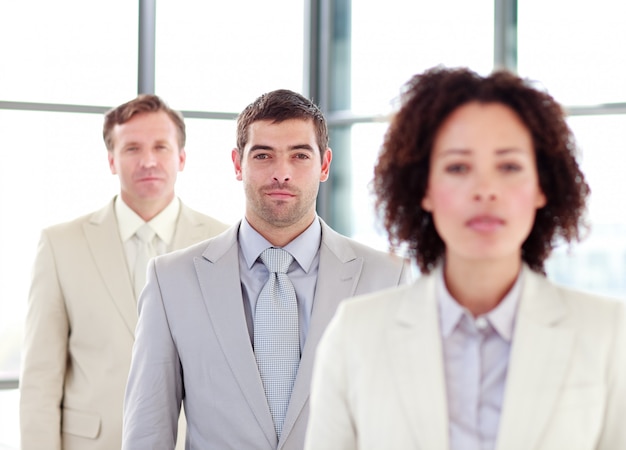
[254,247,300,439]
[133,224,156,298]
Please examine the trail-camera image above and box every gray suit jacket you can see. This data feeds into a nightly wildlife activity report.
[20,198,229,450]
[123,219,411,449]
[305,265,626,450]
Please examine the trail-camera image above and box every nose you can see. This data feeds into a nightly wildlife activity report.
[473,192,496,201]
[140,149,157,168]
[272,158,291,183]
[472,175,497,202]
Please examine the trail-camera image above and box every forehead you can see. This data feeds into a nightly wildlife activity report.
[246,118,317,146]
[433,102,532,154]
[112,111,178,142]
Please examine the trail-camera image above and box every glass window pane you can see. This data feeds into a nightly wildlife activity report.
[351,1,494,114]
[0,1,138,105]
[571,115,626,225]
[341,122,390,251]
[0,110,115,385]
[518,0,626,105]
[0,389,19,448]
[176,118,244,225]
[155,0,305,112]
[546,115,626,299]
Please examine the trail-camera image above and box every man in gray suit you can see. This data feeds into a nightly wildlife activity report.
[122,89,411,449]
[20,94,228,450]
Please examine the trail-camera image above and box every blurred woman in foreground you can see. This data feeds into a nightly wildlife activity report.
[305,66,626,450]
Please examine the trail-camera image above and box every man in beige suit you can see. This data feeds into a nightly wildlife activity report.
[19,94,229,450]
[122,89,411,449]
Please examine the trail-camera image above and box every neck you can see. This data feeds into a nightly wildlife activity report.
[443,254,522,317]
[122,193,173,222]
[247,213,316,248]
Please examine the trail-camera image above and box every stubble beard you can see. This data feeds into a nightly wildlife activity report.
[246,183,318,229]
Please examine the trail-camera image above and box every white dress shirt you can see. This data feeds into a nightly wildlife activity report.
[114,195,180,283]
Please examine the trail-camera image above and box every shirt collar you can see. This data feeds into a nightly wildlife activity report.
[114,195,180,245]
[437,266,523,342]
[238,216,322,272]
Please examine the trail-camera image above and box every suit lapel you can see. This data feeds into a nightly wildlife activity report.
[388,272,449,450]
[280,221,364,445]
[496,267,574,450]
[83,201,137,335]
[194,224,276,448]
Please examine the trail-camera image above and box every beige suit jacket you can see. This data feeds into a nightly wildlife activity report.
[305,265,626,450]
[20,198,229,450]
[122,219,412,449]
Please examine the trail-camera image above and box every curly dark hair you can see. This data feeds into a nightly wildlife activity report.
[374,66,589,274]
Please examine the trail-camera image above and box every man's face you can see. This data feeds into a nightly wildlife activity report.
[232,118,332,234]
[108,111,186,213]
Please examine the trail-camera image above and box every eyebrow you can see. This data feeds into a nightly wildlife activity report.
[249,144,316,152]
[437,147,528,157]
[495,147,528,155]
[121,138,170,146]
[437,148,470,157]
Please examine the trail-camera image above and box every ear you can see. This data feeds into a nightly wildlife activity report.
[535,188,547,209]
[421,188,433,212]
[178,148,187,171]
[108,151,117,175]
[232,148,243,181]
[319,148,332,182]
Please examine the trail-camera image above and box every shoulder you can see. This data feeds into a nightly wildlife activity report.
[320,220,406,264]
[557,283,624,326]
[337,269,435,322]
[526,268,625,331]
[319,220,412,287]
[40,201,114,239]
[342,282,415,311]
[178,202,230,230]
[321,282,426,353]
[156,222,239,268]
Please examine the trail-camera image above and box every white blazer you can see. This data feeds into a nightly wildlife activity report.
[305,265,626,450]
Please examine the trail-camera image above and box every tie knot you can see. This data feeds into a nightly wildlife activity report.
[135,224,156,243]
[260,247,293,274]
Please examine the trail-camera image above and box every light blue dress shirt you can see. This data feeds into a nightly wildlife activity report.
[437,268,523,450]
[238,217,321,351]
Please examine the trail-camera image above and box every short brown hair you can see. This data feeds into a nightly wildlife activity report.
[103,94,186,151]
[374,66,589,274]
[236,89,328,157]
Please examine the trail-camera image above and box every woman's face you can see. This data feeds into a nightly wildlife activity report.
[422,101,546,266]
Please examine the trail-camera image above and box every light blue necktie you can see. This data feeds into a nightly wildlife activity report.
[254,247,300,439]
